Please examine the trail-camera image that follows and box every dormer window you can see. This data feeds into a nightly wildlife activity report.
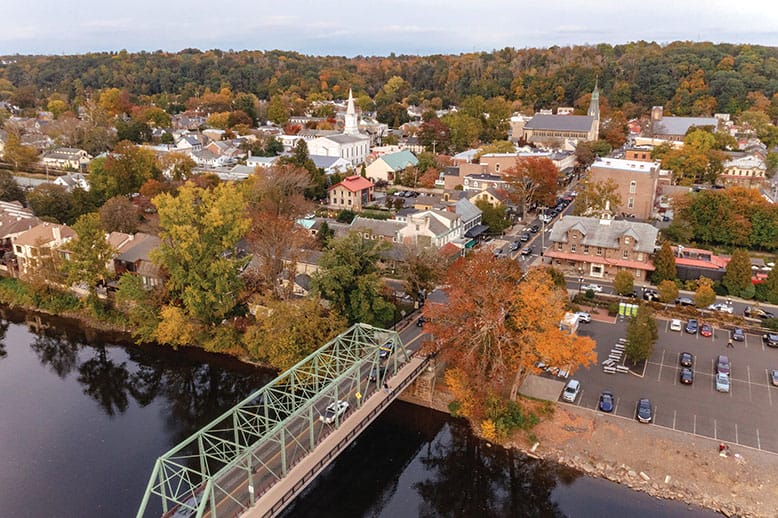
[624,236,631,245]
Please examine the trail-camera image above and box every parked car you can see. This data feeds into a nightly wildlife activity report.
[529,225,540,233]
[700,323,713,337]
[521,246,535,256]
[763,334,778,348]
[320,400,349,424]
[684,318,698,334]
[493,248,505,257]
[635,398,653,423]
[771,369,778,387]
[581,283,603,293]
[539,214,553,223]
[598,391,614,412]
[643,289,659,301]
[675,296,694,306]
[708,303,734,314]
[509,241,520,251]
[519,232,531,242]
[680,367,694,385]
[715,373,730,393]
[679,352,694,368]
[716,354,731,375]
[562,379,580,402]
[669,319,683,332]
[731,328,745,342]
[574,311,591,323]
[416,316,427,327]
[745,306,775,319]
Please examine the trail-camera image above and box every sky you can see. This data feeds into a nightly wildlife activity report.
[2,0,777,57]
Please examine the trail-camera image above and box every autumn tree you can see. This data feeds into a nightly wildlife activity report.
[152,182,250,324]
[424,256,596,410]
[115,272,162,343]
[613,270,635,296]
[572,178,622,217]
[312,232,395,327]
[89,141,160,203]
[2,132,39,171]
[756,265,778,304]
[26,184,73,223]
[99,196,140,233]
[398,244,445,303]
[694,277,717,307]
[625,305,658,363]
[62,213,115,297]
[723,249,753,297]
[243,298,347,370]
[158,151,196,181]
[267,94,289,124]
[244,165,314,298]
[657,279,679,304]
[652,241,677,284]
[503,156,559,222]
[574,141,595,170]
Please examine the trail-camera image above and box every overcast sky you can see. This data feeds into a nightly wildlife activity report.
[2,0,777,56]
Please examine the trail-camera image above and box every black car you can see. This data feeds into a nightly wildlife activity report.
[680,367,694,385]
[643,289,659,301]
[763,333,778,348]
[529,225,540,233]
[684,318,698,334]
[368,364,388,382]
[416,316,427,327]
[745,306,775,319]
[636,398,653,423]
[731,328,745,342]
[598,391,614,413]
[519,232,531,242]
[679,352,694,368]
[509,241,520,251]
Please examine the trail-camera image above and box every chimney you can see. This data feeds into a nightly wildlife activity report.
[651,106,663,121]
[52,225,61,242]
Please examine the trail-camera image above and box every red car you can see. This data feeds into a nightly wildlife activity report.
[700,323,713,337]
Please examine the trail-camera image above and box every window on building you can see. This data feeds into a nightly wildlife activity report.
[629,181,637,194]
[495,164,500,173]
[623,250,629,259]
[557,243,563,251]
[628,197,634,209]
[571,244,577,252]
[624,236,631,245]
[596,247,603,256]
[584,245,589,254]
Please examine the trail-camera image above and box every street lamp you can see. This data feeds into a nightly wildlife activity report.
[578,268,584,293]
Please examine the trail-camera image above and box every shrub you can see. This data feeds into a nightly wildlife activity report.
[607,301,620,316]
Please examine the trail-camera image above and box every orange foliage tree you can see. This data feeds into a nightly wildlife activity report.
[423,254,596,418]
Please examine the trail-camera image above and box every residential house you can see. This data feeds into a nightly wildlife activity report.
[365,149,419,183]
[0,202,40,272]
[624,146,655,162]
[41,148,91,170]
[468,187,512,210]
[174,134,204,152]
[53,172,90,192]
[110,232,163,289]
[172,113,207,131]
[397,209,463,248]
[587,158,661,220]
[545,215,658,281]
[328,175,374,211]
[462,173,509,193]
[399,136,424,154]
[310,155,352,175]
[718,154,768,188]
[246,155,280,169]
[12,222,77,275]
[349,217,405,244]
[454,197,483,236]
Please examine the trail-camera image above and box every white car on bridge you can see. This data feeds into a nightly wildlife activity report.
[320,400,349,424]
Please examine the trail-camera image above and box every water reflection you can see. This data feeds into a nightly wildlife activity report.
[0,319,8,358]
[29,332,80,378]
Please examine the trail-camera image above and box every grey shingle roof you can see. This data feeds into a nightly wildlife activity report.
[651,117,717,137]
[350,217,404,238]
[524,114,595,132]
[548,216,658,253]
[324,134,369,144]
[455,198,481,222]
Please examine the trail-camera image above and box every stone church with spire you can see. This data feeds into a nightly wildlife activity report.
[515,82,601,151]
[306,89,372,167]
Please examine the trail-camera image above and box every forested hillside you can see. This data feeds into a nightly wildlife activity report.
[2,41,778,118]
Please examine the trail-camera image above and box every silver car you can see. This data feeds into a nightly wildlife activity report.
[715,373,730,393]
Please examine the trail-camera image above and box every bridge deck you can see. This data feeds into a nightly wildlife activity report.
[244,354,429,517]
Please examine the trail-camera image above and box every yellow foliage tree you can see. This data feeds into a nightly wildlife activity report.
[155,305,201,347]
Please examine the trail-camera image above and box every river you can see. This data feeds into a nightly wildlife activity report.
[0,310,719,517]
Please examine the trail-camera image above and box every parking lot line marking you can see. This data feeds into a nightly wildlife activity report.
[747,366,752,401]
[577,389,584,406]
[673,410,677,429]
[768,377,773,407]
[714,419,717,439]
[693,414,697,435]
[735,423,739,445]
[757,429,761,450]
[657,350,665,381]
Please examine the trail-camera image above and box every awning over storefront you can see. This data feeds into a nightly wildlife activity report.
[465,224,489,238]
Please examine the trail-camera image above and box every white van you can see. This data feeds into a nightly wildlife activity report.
[562,379,580,402]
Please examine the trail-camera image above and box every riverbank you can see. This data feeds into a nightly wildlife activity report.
[401,372,777,518]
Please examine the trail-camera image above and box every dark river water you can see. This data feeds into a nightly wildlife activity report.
[0,310,719,518]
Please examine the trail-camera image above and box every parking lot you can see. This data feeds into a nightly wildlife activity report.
[564,317,778,454]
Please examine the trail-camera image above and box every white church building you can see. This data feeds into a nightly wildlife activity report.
[306,90,371,167]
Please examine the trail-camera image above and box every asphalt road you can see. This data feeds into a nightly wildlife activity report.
[562,317,778,454]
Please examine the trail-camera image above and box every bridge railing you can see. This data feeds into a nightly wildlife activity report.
[263,353,432,517]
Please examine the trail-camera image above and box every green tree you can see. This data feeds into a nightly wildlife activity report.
[613,270,635,296]
[625,305,658,364]
[652,241,677,284]
[312,232,395,326]
[399,244,445,303]
[115,273,162,343]
[757,265,778,304]
[26,184,73,223]
[267,94,289,124]
[657,279,679,304]
[62,213,115,296]
[441,111,481,152]
[152,182,250,324]
[0,169,26,203]
[475,199,511,234]
[89,141,160,203]
[243,298,347,369]
[723,249,752,297]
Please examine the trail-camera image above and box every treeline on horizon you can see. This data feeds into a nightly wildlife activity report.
[2,41,778,118]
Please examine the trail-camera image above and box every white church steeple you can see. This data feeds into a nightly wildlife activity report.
[344,88,359,135]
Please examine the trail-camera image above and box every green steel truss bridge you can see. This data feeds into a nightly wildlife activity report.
[137,323,428,518]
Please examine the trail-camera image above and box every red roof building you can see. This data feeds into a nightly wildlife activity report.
[328,175,374,211]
